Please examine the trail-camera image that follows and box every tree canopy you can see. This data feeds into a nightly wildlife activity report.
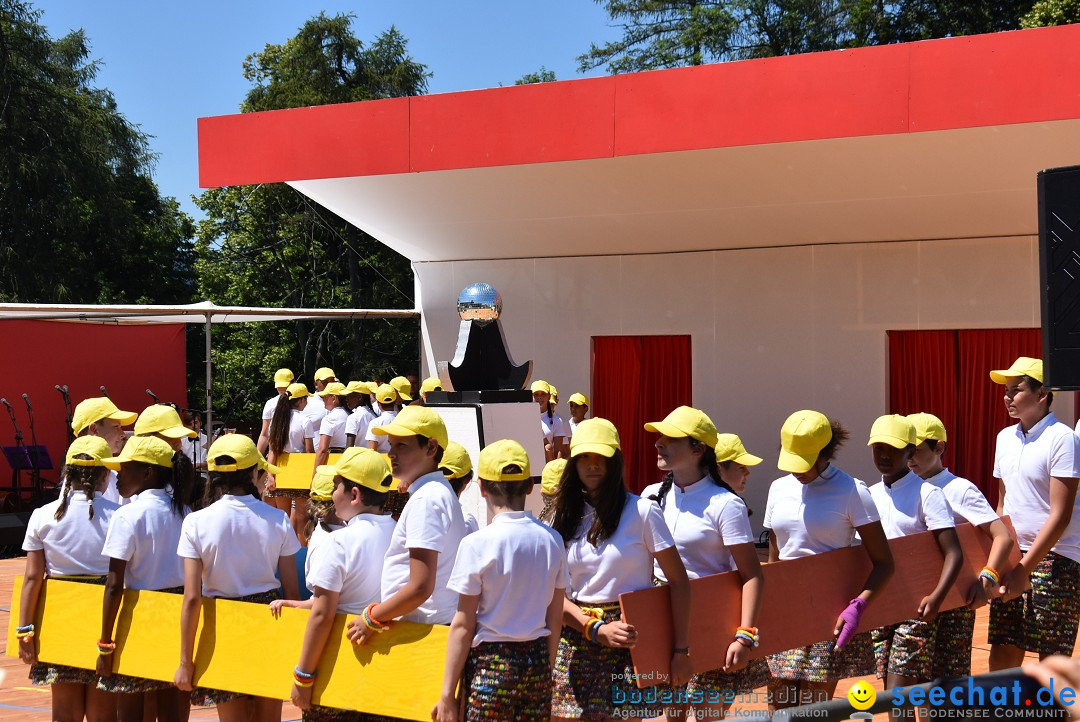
[195,13,428,423]
[0,0,195,304]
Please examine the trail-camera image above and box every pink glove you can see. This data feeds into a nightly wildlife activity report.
[834,597,866,650]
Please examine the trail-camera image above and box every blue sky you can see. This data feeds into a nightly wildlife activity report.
[37,1,621,219]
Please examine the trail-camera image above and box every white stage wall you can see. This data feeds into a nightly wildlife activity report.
[415,235,1075,533]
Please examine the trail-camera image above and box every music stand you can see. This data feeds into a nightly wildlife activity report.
[2,445,54,497]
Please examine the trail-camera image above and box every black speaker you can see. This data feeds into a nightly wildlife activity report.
[1038,165,1080,391]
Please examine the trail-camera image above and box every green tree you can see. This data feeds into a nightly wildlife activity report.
[0,0,194,304]
[515,66,557,84]
[1021,0,1080,26]
[195,13,428,424]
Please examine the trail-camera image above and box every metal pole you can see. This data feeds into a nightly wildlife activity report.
[205,314,212,443]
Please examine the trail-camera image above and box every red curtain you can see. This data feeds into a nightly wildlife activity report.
[888,330,960,472]
[592,335,692,494]
[888,328,1041,510]
[955,329,1041,509]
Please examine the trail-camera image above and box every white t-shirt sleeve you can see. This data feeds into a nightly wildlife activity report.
[762,485,775,530]
[993,428,1006,479]
[177,514,199,559]
[262,396,277,421]
[318,415,334,438]
[715,496,755,546]
[279,517,302,558]
[306,537,345,593]
[447,538,484,596]
[345,413,360,437]
[101,514,137,561]
[303,417,316,441]
[553,416,568,440]
[405,498,452,553]
[22,508,44,552]
[1050,428,1080,478]
[848,481,879,527]
[641,501,675,554]
[922,485,955,530]
[956,482,999,527]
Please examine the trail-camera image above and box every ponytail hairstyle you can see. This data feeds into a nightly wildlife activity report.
[128,451,194,517]
[54,455,107,521]
[202,456,260,506]
[305,498,336,539]
[816,420,850,466]
[648,439,735,510]
[268,393,299,457]
[549,449,627,547]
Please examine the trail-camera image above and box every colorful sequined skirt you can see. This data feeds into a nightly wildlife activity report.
[462,637,551,721]
[767,631,874,683]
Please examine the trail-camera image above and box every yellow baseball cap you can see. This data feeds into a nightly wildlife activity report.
[317,381,349,397]
[65,436,113,467]
[314,367,337,383]
[478,439,531,482]
[319,447,397,492]
[570,418,621,458]
[440,441,473,479]
[568,393,589,407]
[868,414,917,449]
[273,368,294,388]
[907,412,947,444]
[778,410,832,473]
[206,434,279,474]
[134,404,197,439]
[103,435,176,470]
[389,376,413,402]
[72,397,138,436]
[374,383,398,404]
[989,356,1044,385]
[530,380,551,395]
[714,434,762,466]
[644,407,718,448]
[345,381,374,395]
[541,458,566,496]
[309,467,337,501]
[370,405,448,449]
[420,377,443,395]
[287,382,311,400]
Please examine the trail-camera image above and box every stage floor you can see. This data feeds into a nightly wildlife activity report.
[0,555,1061,721]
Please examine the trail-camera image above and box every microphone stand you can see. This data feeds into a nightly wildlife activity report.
[56,385,74,445]
[22,394,41,493]
[1,398,25,497]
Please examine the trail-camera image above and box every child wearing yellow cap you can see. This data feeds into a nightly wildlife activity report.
[986,357,1080,670]
[433,440,567,722]
[532,380,568,461]
[865,414,961,688]
[287,449,397,719]
[547,418,693,721]
[441,441,479,534]
[96,435,194,716]
[764,411,894,711]
[539,458,566,521]
[257,368,293,455]
[264,383,317,518]
[906,412,1014,679]
[18,437,121,720]
[173,434,301,717]
[567,393,589,435]
[642,407,768,720]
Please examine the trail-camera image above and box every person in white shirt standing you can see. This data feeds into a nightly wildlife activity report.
[304,367,337,430]
[532,380,568,461]
[173,434,300,718]
[433,440,568,722]
[547,418,692,722]
[18,436,121,722]
[567,393,589,436]
[344,381,377,447]
[987,357,1080,670]
[71,396,137,504]
[642,407,767,721]
[256,368,293,454]
[865,414,962,688]
[365,384,400,454]
[441,441,478,534]
[346,406,466,644]
[906,412,1014,680]
[288,448,397,717]
[96,435,194,722]
[419,376,443,403]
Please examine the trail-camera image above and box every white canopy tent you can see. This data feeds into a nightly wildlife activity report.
[0,301,420,436]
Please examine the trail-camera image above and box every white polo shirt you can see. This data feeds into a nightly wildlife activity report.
[994,412,1080,561]
[764,464,879,560]
[23,491,120,576]
[641,476,754,581]
[381,471,467,624]
[177,494,301,598]
[305,397,328,428]
[103,470,122,504]
[304,521,343,581]
[868,471,954,539]
[365,410,398,453]
[318,407,349,449]
[566,494,675,604]
[448,510,569,646]
[283,409,316,453]
[463,511,480,535]
[101,488,187,590]
[262,394,282,421]
[346,406,377,446]
[541,412,569,444]
[307,513,396,614]
[925,469,998,527]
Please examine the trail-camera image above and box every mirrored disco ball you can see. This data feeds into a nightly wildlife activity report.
[457,282,502,325]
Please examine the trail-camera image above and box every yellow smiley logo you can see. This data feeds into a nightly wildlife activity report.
[847,680,876,710]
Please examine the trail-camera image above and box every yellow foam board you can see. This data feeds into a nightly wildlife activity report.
[7,578,447,720]
[273,452,341,490]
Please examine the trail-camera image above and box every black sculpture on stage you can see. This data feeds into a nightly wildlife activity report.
[443,282,532,392]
